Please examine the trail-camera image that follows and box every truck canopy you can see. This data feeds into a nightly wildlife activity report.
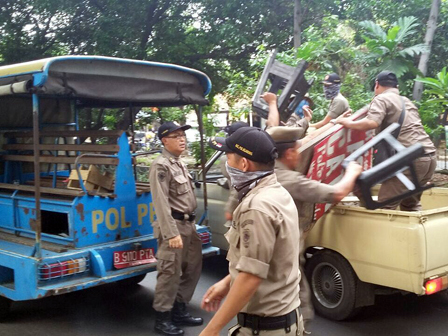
[0,56,211,108]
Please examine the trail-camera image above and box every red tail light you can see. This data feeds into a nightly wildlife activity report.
[39,257,89,281]
[425,276,448,295]
[199,231,211,245]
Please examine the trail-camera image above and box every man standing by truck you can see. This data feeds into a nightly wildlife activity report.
[266,126,362,332]
[149,121,203,336]
[336,71,437,211]
[202,127,304,336]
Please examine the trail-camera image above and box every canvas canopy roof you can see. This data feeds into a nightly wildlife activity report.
[0,56,211,107]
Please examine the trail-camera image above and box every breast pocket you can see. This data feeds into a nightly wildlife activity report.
[173,175,188,195]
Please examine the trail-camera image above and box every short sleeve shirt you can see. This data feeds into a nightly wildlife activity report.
[275,161,335,231]
[284,115,309,139]
[366,88,436,154]
[149,148,197,239]
[328,93,349,119]
[226,174,301,317]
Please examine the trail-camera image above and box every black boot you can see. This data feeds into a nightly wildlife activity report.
[154,311,184,336]
[172,301,204,326]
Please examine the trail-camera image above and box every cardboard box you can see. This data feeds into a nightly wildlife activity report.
[67,165,113,191]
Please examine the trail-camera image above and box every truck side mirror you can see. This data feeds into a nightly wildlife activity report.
[342,123,434,210]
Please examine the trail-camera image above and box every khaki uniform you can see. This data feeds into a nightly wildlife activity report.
[226,174,304,335]
[149,148,202,312]
[275,161,336,324]
[285,115,309,139]
[328,93,349,119]
[366,88,437,210]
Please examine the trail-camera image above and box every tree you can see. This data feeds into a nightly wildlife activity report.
[359,16,429,90]
[413,0,442,101]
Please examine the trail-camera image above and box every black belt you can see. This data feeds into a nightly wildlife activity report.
[171,210,196,222]
[237,309,298,335]
[423,152,436,157]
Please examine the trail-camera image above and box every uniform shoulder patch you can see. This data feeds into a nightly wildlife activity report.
[243,228,250,248]
[157,169,167,182]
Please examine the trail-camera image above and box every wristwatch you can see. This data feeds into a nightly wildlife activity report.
[329,119,337,125]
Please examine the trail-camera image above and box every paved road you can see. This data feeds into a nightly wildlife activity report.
[1,255,448,336]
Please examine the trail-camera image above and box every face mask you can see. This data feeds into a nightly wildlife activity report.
[323,83,341,100]
[225,161,273,190]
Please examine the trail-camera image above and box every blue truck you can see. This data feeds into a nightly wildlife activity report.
[0,56,218,316]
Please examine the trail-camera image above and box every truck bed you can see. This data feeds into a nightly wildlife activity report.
[306,187,448,295]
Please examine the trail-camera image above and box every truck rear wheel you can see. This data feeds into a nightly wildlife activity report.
[0,296,11,320]
[306,250,361,321]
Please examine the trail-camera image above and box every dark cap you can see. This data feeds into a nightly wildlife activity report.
[375,71,398,87]
[322,73,341,85]
[224,121,249,136]
[158,121,191,140]
[209,127,277,164]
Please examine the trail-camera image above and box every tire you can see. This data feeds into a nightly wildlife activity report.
[118,273,147,287]
[305,250,361,321]
[0,296,11,320]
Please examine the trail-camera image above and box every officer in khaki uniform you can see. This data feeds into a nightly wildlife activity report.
[337,71,437,211]
[201,127,304,336]
[150,121,203,336]
[266,126,362,331]
[310,73,350,129]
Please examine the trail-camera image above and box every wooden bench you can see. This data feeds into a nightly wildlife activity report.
[0,129,130,197]
[1,129,126,164]
[0,182,84,197]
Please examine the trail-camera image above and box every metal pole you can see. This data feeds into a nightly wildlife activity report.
[129,104,137,180]
[196,106,208,225]
[32,93,42,258]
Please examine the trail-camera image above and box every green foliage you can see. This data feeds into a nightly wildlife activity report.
[341,73,373,112]
[415,67,448,139]
[415,67,448,104]
[2,0,448,140]
[359,16,428,90]
[417,98,445,139]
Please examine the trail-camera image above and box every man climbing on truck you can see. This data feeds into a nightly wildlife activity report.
[336,71,437,211]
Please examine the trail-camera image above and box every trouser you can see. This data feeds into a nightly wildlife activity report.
[379,154,437,211]
[152,220,203,312]
[298,230,314,325]
[228,310,304,336]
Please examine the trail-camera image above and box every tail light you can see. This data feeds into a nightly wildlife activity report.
[199,231,211,245]
[39,256,89,281]
[425,275,448,295]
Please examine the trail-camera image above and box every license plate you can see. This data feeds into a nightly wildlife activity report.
[114,248,156,269]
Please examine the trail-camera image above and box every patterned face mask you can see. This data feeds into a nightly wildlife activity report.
[225,161,272,189]
[323,83,341,100]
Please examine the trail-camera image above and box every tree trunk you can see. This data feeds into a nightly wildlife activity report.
[294,0,302,48]
[413,0,441,101]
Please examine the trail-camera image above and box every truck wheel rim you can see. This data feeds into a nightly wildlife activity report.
[311,262,344,309]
